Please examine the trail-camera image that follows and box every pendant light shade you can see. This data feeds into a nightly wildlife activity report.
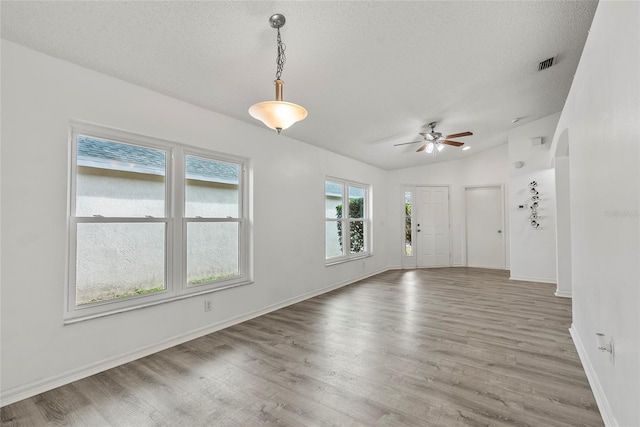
[249,80,307,134]
[249,14,307,134]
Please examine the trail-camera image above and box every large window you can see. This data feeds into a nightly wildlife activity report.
[67,121,250,321]
[325,179,371,263]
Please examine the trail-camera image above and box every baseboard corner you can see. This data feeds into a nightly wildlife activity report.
[554,289,572,298]
[569,324,617,427]
[509,275,556,284]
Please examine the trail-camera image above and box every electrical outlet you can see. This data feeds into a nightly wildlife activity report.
[204,300,212,312]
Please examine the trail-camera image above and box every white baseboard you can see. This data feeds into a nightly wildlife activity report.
[509,275,557,284]
[569,324,617,426]
[554,289,572,298]
[0,267,388,407]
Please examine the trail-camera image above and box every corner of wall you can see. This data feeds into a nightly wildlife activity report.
[569,325,617,426]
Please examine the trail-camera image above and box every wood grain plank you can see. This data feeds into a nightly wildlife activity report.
[1,268,603,426]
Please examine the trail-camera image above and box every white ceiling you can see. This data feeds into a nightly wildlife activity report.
[1,1,598,170]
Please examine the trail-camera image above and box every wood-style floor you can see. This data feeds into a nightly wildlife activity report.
[2,268,603,426]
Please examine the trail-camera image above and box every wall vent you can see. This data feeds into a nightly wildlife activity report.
[538,57,555,71]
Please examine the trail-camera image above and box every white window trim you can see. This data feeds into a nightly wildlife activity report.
[325,177,372,266]
[65,120,252,323]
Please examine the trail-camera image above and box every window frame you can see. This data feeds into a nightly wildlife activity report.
[66,120,251,323]
[325,177,372,265]
[181,148,248,289]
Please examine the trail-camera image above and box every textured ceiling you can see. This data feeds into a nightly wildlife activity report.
[1,1,598,170]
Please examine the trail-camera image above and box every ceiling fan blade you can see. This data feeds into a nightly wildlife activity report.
[445,131,473,139]
[441,140,464,147]
[416,142,428,152]
[393,140,422,147]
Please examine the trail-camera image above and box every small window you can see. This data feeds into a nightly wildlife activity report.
[405,191,413,256]
[325,178,371,263]
[67,122,250,321]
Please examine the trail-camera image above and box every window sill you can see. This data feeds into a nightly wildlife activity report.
[325,253,372,267]
[64,280,253,325]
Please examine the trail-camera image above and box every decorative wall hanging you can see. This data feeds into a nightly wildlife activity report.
[529,180,540,229]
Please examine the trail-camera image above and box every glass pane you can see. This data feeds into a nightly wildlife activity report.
[76,223,165,305]
[405,191,413,256]
[325,181,343,219]
[325,220,343,259]
[185,156,240,218]
[350,220,365,254]
[348,186,365,218]
[405,216,413,256]
[76,135,166,217]
[187,222,239,285]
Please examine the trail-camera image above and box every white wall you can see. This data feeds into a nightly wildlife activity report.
[387,144,510,269]
[548,2,640,426]
[508,113,560,283]
[0,40,390,403]
[554,154,572,297]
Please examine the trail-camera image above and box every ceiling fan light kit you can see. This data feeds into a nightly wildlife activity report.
[394,121,473,157]
[249,14,308,134]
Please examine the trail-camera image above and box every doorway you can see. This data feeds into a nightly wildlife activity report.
[412,186,450,268]
[465,185,505,269]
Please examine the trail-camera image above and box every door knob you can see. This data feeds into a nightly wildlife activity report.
[417,229,421,232]
[497,230,502,233]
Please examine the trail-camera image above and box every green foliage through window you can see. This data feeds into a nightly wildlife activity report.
[405,201,412,255]
[336,198,364,253]
[405,201,412,242]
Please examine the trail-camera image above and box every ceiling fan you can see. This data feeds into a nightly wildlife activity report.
[394,122,473,154]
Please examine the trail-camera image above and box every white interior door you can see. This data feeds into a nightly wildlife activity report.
[465,186,505,269]
[416,186,450,267]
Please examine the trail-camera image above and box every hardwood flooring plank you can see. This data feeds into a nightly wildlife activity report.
[1,268,603,426]
[1,400,49,427]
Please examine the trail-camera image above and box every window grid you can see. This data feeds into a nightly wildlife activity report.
[67,121,250,322]
[325,178,371,263]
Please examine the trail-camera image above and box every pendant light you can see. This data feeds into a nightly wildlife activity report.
[249,14,308,134]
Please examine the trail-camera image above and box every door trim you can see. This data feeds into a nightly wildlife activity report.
[463,184,506,269]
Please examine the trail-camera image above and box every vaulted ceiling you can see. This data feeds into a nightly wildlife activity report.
[1,1,598,170]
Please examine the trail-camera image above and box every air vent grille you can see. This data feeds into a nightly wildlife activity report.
[538,57,555,71]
